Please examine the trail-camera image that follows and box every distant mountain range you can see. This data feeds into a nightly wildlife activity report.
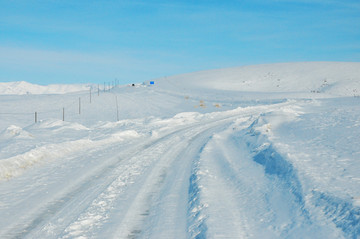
[0,81,93,95]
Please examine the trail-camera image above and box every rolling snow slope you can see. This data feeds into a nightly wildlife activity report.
[155,62,360,96]
[0,62,359,238]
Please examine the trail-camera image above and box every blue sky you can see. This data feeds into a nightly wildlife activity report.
[1,0,360,85]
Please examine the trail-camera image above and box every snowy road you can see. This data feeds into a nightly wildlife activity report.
[0,101,311,238]
[1,98,359,238]
[0,101,262,238]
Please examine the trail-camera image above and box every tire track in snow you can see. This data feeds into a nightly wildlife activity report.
[2,125,201,238]
[58,109,259,238]
[137,122,229,238]
[61,133,179,238]
[7,116,235,238]
[186,118,263,238]
[76,117,234,238]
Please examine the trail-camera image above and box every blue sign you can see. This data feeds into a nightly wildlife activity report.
[150,81,154,85]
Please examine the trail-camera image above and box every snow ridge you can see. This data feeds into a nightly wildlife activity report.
[187,143,209,239]
[312,191,360,239]
[246,117,306,210]
[243,114,360,238]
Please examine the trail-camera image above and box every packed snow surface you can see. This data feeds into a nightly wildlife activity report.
[0,62,359,238]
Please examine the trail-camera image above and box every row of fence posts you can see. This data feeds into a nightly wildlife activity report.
[34,80,120,123]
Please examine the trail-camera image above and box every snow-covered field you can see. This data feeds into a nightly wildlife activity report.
[0,62,359,238]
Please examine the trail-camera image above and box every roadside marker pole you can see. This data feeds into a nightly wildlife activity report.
[116,96,119,121]
[35,112,37,123]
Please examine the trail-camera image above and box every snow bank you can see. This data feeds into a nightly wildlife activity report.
[0,125,33,139]
[0,139,92,180]
[0,124,142,180]
[30,119,89,131]
[240,103,360,238]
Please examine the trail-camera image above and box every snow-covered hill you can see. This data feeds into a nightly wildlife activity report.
[0,62,359,238]
[0,81,92,95]
[156,62,360,97]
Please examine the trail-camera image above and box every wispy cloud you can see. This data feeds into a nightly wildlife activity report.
[0,46,193,84]
[0,47,121,70]
[269,0,360,9]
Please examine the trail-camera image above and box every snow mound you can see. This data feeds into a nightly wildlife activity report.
[32,119,89,131]
[0,81,92,95]
[156,62,360,96]
[0,128,142,180]
[0,138,92,180]
[0,125,33,139]
[110,130,141,140]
